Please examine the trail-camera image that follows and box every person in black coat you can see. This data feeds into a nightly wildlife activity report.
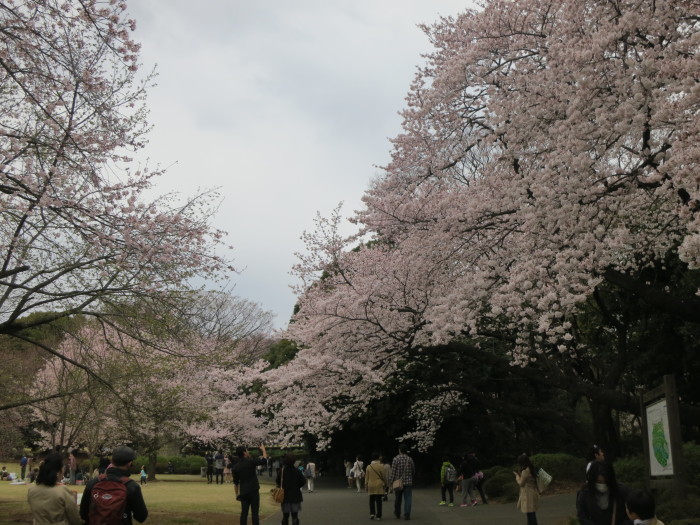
[275,454,306,525]
[232,445,268,525]
[576,461,632,525]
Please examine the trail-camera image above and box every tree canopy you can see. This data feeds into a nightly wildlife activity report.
[239,0,700,451]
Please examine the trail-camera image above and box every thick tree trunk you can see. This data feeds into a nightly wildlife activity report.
[148,451,158,481]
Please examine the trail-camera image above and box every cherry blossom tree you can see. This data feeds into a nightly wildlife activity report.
[267,0,700,450]
[0,0,233,404]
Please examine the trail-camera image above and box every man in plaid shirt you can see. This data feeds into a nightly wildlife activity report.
[389,445,416,520]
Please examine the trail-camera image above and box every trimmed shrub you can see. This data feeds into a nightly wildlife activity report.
[683,442,700,488]
[483,471,514,498]
[613,455,645,485]
[501,481,519,502]
[530,453,584,483]
[656,493,700,524]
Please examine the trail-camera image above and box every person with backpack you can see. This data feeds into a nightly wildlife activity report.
[439,457,457,506]
[80,446,148,525]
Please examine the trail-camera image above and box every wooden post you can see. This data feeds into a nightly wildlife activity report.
[641,374,686,497]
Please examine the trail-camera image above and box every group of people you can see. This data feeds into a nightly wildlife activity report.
[512,446,664,525]
[343,445,417,521]
[438,451,488,508]
[25,446,148,525]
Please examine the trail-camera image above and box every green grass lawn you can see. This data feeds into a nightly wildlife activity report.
[0,474,280,525]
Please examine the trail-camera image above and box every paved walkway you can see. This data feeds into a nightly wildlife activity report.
[262,477,577,525]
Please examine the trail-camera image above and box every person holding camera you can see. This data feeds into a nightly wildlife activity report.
[232,444,268,525]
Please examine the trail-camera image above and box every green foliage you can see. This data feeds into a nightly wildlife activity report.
[264,339,299,369]
[501,481,519,502]
[482,471,514,498]
[683,441,700,487]
[613,455,646,485]
[531,453,584,484]
[656,494,700,524]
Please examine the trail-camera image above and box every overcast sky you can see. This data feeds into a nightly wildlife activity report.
[128,1,473,329]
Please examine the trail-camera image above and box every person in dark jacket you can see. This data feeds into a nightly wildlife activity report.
[576,460,631,525]
[275,454,306,525]
[80,446,148,525]
[232,444,268,525]
[459,452,480,506]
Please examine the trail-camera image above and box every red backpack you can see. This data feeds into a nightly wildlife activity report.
[88,474,131,525]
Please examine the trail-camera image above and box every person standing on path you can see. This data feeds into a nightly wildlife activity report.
[352,456,365,493]
[365,453,387,520]
[304,460,316,492]
[389,445,415,521]
[380,455,391,502]
[276,454,305,525]
[514,453,539,525]
[345,459,354,489]
[439,457,457,506]
[232,444,269,525]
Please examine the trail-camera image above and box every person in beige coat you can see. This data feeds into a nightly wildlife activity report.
[514,453,539,525]
[27,453,81,525]
[365,453,388,520]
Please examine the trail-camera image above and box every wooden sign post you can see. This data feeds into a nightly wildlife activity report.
[641,374,686,497]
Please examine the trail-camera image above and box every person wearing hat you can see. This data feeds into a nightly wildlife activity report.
[80,446,148,525]
[232,444,268,525]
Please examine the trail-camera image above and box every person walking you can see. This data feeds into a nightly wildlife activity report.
[140,466,147,485]
[514,453,539,525]
[344,459,354,489]
[232,444,269,525]
[380,455,391,502]
[439,457,457,506]
[365,453,387,520]
[304,460,316,492]
[27,453,82,525]
[585,444,605,477]
[276,454,306,525]
[389,445,416,521]
[352,456,364,493]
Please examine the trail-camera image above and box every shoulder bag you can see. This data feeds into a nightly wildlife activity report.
[271,467,285,503]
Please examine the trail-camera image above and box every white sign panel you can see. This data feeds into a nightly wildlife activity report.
[646,399,674,476]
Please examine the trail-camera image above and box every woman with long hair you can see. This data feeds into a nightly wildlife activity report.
[513,453,539,525]
[27,453,82,525]
[576,460,629,525]
[275,454,306,525]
